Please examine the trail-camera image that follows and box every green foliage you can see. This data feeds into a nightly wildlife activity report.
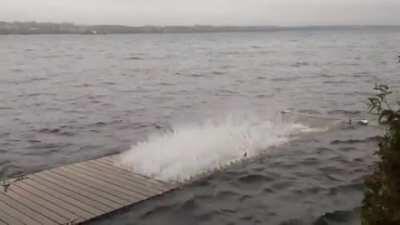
[362,84,400,225]
[368,84,400,126]
[0,175,10,192]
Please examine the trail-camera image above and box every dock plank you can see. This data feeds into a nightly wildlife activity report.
[7,184,73,224]
[89,159,168,193]
[0,190,61,225]
[38,171,124,208]
[76,162,158,197]
[13,181,91,221]
[0,155,176,225]
[45,169,129,205]
[94,158,171,191]
[58,166,143,202]
[0,218,8,225]
[0,201,25,225]
[23,177,104,216]
[54,167,134,203]
[0,194,42,225]
[101,157,173,189]
[73,163,153,198]
[31,174,113,212]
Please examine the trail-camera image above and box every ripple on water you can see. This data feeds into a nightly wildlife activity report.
[216,190,241,201]
[36,128,75,136]
[313,209,360,225]
[270,77,300,82]
[238,174,274,184]
[125,56,144,61]
[212,71,225,76]
[279,219,305,225]
[0,159,11,167]
[330,136,381,145]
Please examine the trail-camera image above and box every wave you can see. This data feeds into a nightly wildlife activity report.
[117,113,316,183]
[313,208,360,225]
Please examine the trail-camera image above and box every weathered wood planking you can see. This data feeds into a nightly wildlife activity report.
[0,114,344,225]
[0,156,176,225]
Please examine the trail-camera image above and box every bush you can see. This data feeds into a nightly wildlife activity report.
[362,84,400,225]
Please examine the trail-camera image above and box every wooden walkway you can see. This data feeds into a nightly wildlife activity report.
[0,156,176,225]
[0,113,346,225]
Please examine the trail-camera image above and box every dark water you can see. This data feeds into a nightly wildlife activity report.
[1,27,399,224]
[89,125,380,225]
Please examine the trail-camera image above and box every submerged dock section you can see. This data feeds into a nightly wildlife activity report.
[0,156,175,225]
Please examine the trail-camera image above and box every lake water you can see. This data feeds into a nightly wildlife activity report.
[1,27,400,224]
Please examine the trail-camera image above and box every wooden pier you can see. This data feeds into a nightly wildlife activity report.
[0,113,346,225]
[0,156,176,225]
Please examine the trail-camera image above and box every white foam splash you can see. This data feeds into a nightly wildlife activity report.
[117,113,314,183]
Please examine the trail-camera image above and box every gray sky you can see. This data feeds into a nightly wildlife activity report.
[1,0,400,26]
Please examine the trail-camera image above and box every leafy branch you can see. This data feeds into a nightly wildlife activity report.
[367,84,400,126]
[0,176,11,192]
[0,174,28,192]
[362,84,400,225]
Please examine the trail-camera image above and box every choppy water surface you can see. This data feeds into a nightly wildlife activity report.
[1,27,400,224]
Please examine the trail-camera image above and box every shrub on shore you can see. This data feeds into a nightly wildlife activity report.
[362,84,400,225]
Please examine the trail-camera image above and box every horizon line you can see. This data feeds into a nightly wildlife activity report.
[1,20,400,28]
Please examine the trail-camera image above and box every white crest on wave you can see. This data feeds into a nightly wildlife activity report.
[117,112,314,183]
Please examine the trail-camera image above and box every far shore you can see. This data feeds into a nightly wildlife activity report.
[1,21,399,35]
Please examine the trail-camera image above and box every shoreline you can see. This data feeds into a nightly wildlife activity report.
[1,22,400,35]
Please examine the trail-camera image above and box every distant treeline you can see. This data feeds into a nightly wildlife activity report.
[0,21,282,34]
[1,21,399,35]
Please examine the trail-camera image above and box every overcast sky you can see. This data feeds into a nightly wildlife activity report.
[1,0,400,26]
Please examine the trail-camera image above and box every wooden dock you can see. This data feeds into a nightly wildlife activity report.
[0,113,346,225]
[0,156,176,225]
